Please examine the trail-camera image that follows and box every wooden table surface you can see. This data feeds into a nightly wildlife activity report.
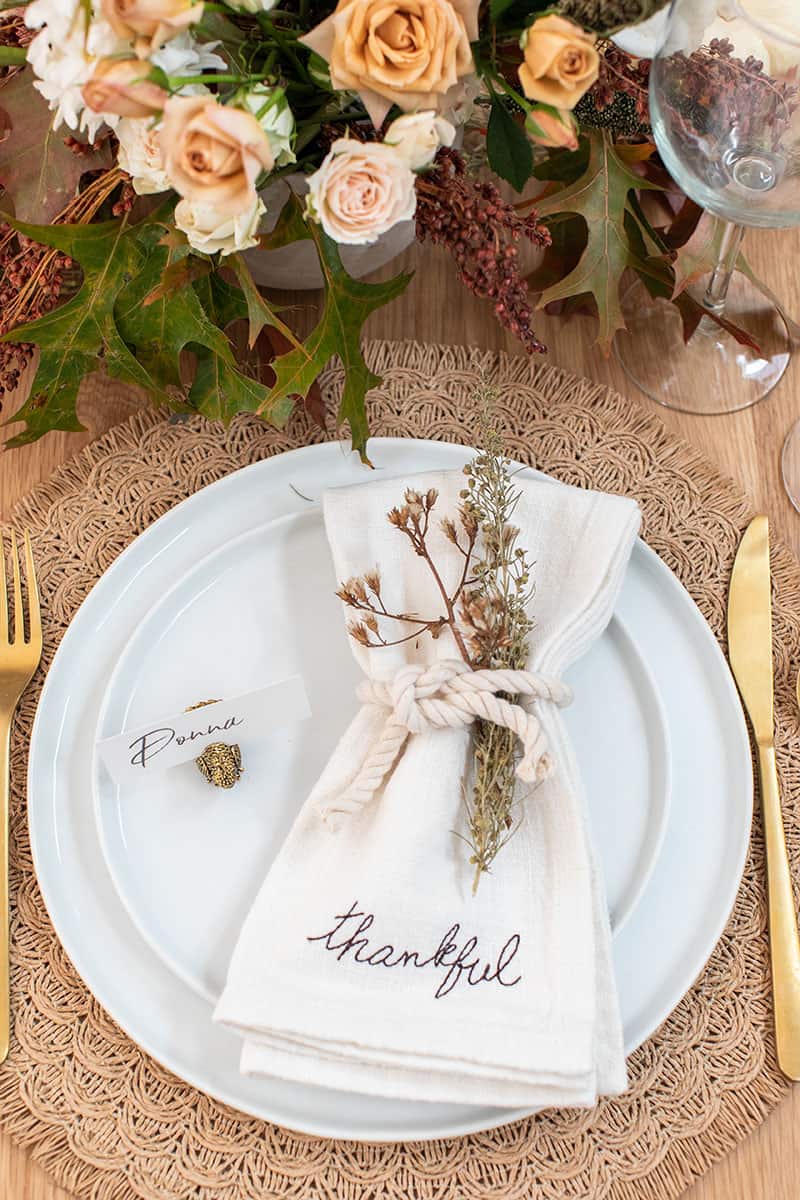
[1,226,799,1199]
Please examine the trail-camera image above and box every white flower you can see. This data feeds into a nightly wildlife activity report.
[174,196,265,255]
[224,0,278,11]
[25,0,125,137]
[150,32,226,78]
[238,84,295,166]
[116,117,170,194]
[306,138,416,245]
[384,110,455,170]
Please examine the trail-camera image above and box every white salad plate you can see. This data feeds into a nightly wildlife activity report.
[28,438,753,1142]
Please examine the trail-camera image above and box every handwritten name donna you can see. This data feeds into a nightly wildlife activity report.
[307,901,522,1000]
[128,715,243,768]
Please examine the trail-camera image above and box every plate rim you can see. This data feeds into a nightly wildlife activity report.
[27,436,754,1141]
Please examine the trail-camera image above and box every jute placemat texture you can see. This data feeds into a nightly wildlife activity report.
[1,339,798,1200]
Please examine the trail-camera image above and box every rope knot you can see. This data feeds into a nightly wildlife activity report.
[319,660,571,826]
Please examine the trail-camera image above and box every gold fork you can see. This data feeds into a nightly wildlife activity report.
[0,532,42,1064]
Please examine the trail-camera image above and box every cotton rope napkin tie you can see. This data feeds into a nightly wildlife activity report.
[323,661,572,825]
[215,466,641,1109]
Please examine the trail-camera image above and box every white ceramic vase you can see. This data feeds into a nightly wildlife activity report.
[243,173,416,291]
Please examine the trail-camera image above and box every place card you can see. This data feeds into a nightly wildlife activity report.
[97,678,311,786]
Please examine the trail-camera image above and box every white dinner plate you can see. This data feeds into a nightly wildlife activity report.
[93,512,670,1004]
[28,438,753,1141]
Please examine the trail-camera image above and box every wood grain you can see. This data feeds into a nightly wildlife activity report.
[1,225,798,1199]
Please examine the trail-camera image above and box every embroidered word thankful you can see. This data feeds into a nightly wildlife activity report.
[307,901,522,1000]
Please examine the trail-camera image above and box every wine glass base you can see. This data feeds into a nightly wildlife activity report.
[781,421,800,514]
[614,273,791,415]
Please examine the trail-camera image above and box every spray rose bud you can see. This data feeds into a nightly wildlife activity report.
[82,58,168,119]
[524,104,579,151]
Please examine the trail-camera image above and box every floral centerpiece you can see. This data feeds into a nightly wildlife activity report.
[0,0,733,461]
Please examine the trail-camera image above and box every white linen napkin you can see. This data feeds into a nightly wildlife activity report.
[214,467,641,1108]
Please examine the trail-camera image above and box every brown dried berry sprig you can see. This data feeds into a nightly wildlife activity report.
[415,148,550,355]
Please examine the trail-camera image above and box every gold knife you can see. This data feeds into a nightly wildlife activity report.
[728,514,800,1080]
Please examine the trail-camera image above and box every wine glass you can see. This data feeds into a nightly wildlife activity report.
[614,1,800,440]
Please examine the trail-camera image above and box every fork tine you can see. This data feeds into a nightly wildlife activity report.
[10,531,23,645]
[23,532,41,651]
[0,533,6,645]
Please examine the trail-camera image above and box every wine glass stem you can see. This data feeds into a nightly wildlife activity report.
[703,221,745,317]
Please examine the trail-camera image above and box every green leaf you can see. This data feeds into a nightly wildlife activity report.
[533,131,664,352]
[229,254,296,349]
[259,191,312,251]
[114,221,233,390]
[113,222,291,427]
[193,271,249,329]
[260,195,413,461]
[0,69,112,221]
[486,92,533,193]
[2,217,160,444]
[189,345,288,423]
[532,138,589,184]
[1,213,280,444]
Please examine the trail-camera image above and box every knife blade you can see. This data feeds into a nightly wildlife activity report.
[728,514,773,743]
[728,515,800,1080]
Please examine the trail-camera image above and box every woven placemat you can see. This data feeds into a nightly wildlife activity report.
[0,339,798,1200]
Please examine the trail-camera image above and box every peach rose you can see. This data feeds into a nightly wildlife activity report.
[82,58,168,119]
[300,0,479,128]
[101,0,203,55]
[306,138,416,244]
[519,15,599,111]
[160,95,274,216]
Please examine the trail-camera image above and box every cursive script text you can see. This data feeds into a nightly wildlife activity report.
[129,716,244,768]
[307,901,522,1000]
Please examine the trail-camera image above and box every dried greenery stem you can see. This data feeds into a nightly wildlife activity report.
[337,406,535,892]
[461,413,535,893]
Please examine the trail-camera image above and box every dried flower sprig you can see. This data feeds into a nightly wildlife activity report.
[337,396,536,891]
[337,486,478,665]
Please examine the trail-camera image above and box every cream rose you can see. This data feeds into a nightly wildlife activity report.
[384,110,455,169]
[82,58,167,118]
[300,0,479,127]
[160,95,274,216]
[175,196,265,255]
[306,138,416,245]
[101,0,203,55]
[116,116,170,193]
[519,15,599,111]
